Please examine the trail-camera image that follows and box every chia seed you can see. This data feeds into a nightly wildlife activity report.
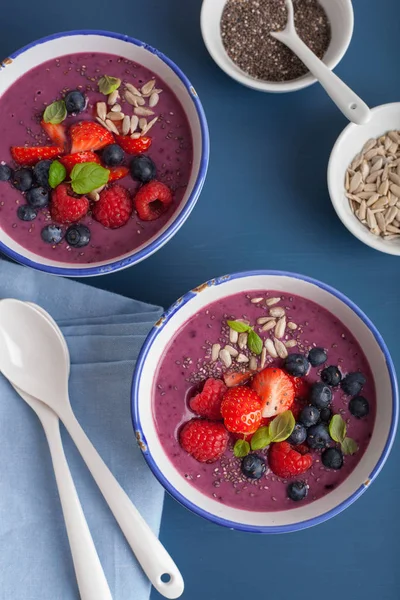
[220,0,331,82]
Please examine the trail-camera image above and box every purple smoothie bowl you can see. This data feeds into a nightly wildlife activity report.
[131,271,398,533]
[0,31,209,277]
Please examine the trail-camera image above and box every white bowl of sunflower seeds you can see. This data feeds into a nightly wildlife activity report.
[328,103,400,256]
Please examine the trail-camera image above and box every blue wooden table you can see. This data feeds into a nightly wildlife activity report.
[1,1,398,598]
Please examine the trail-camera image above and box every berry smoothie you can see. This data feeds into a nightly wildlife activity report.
[0,52,193,263]
[153,291,376,511]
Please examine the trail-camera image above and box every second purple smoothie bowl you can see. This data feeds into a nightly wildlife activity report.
[131,271,398,533]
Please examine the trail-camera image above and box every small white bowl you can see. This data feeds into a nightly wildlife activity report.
[200,0,354,93]
[132,271,398,533]
[328,102,400,255]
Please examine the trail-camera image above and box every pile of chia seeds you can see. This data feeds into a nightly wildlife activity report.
[220,0,331,82]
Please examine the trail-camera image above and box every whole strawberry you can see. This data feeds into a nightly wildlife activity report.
[268,441,313,479]
[179,419,228,463]
[51,184,89,224]
[221,387,262,435]
[190,378,227,420]
[92,184,132,229]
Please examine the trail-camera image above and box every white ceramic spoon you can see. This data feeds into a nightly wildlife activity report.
[0,299,184,600]
[271,0,371,125]
[2,301,113,600]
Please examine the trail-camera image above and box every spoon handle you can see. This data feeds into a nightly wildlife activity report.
[40,408,113,600]
[61,405,184,600]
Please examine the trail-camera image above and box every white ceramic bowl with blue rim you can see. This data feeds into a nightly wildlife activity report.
[0,30,209,277]
[132,270,398,533]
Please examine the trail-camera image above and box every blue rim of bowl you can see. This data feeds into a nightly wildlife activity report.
[131,270,399,534]
[0,29,210,277]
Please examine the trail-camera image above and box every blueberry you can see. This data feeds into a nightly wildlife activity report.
[287,480,308,502]
[307,423,331,449]
[241,454,266,480]
[33,160,52,188]
[319,407,332,423]
[284,353,310,377]
[130,155,157,183]
[65,90,86,114]
[349,396,369,419]
[0,163,12,181]
[322,447,344,470]
[341,372,366,396]
[66,225,91,248]
[12,168,33,191]
[299,405,320,428]
[26,186,49,208]
[287,423,307,446]
[102,144,125,167]
[321,365,342,387]
[41,225,63,244]
[308,347,327,367]
[17,205,37,221]
[310,382,332,409]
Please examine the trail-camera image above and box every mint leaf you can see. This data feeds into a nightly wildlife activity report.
[43,100,67,124]
[341,437,359,455]
[48,160,66,189]
[248,330,263,355]
[227,320,251,333]
[234,439,250,458]
[98,75,121,95]
[329,414,347,444]
[269,410,295,442]
[251,426,271,451]
[70,163,109,194]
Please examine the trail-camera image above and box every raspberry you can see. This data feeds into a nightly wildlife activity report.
[134,180,173,221]
[179,419,228,463]
[190,378,227,420]
[268,442,313,479]
[92,185,132,229]
[221,387,262,435]
[50,184,89,224]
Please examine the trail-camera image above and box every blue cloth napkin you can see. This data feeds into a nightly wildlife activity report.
[0,259,165,600]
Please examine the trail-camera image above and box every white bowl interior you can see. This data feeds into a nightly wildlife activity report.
[200,0,354,93]
[328,102,400,256]
[0,33,204,271]
[136,273,394,529]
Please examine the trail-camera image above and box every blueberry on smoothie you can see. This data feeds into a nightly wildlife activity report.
[12,168,33,191]
[26,186,49,208]
[130,155,156,183]
[284,353,310,377]
[241,454,266,480]
[299,405,320,427]
[287,480,308,502]
[309,382,332,409]
[17,205,37,221]
[322,447,344,470]
[65,90,86,114]
[66,225,91,248]
[0,163,12,181]
[319,407,332,423]
[308,347,327,367]
[341,372,366,396]
[41,225,63,244]
[349,396,369,419]
[307,423,331,449]
[33,160,52,188]
[321,365,342,387]
[287,423,307,445]
[102,144,124,167]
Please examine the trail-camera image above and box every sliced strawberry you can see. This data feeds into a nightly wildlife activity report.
[41,121,67,148]
[115,134,152,155]
[11,146,63,166]
[60,151,101,173]
[108,165,129,182]
[70,121,114,154]
[252,367,295,418]
[223,371,255,388]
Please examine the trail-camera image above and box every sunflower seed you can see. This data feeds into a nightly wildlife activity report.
[149,92,160,108]
[249,357,258,371]
[107,90,119,105]
[139,117,148,131]
[370,227,380,236]
[382,163,390,181]
[349,172,363,193]
[122,115,130,136]
[371,208,386,214]
[363,138,377,152]
[125,83,142,96]
[386,224,400,233]
[364,148,379,161]
[366,170,382,183]
[260,348,267,369]
[265,338,278,358]
[397,163,400,177]
[134,107,155,117]
[345,171,350,191]
[211,343,221,361]
[238,332,248,350]
[141,79,156,95]
[106,111,124,121]
[274,316,286,339]
[257,316,275,325]
[219,349,232,368]
[384,136,392,151]
[385,206,398,224]
[287,322,297,330]
[266,297,281,306]
[274,338,288,359]
[225,345,239,358]
[378,179,390,195]
[142,117,158,135]
[87,191,100,201]
[363,183,377,192]
[389,142,398,155]
[153,88,163,94]
[96,117,111,131]
[345,193,362,203]
[110,103,122,112]
[357,192,375,200]
[131,132,141,139]
[262,320,276,332]
[388,130,400,144]
[367,209,377,229]
[130,115,139,134]
[371,196,388,209]
[389,192,398,206]
[269,307,285,318]
[389,172,400,186]
[237,353,250,364]
[371,158,384,173]
[390,183,400,197]
[394,219,400,227]
[251,297,264,304]
[105,119,119,134]
[357,200,367,221]
[350,153,363,170]
[360,160,370,180]
[96,101,107,120]
[366,193,380,207]
[125,91,139,106]
[376,212,386,233]
[285,339,297,348]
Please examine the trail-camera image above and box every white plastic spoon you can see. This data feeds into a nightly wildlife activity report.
[271,0,371,125]
[0,299,184,600]
[2,301,113,600]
